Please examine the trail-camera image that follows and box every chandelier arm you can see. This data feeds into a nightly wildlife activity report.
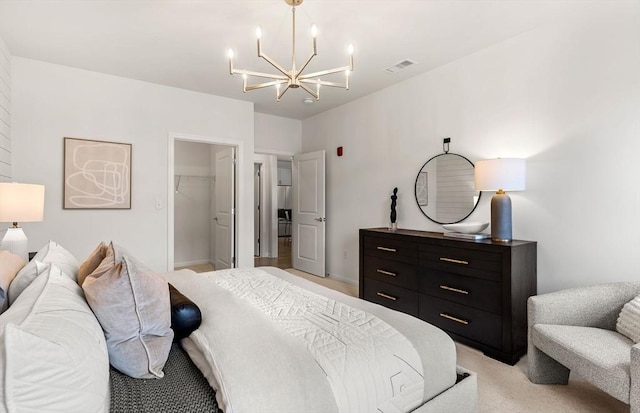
[298,83,319,99]
[298,65,351,80]
[258,52,291,78]
[297,51,317,78]
[245,80,287,92]
[277,83,293,100]
[300,79,347,88]
[232,69,288,81]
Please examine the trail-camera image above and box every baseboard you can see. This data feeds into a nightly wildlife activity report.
[174,259,212,267]
[327,272,357,286]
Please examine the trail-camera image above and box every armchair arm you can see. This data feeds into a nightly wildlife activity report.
[528,282,640,330]
[632,343,639,413]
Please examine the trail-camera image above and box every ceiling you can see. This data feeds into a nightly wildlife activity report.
[0,1,595,120]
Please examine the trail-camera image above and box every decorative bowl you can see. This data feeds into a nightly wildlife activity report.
[442,222,489,234]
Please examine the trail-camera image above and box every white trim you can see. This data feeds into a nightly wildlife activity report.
[168,132,243,272]
[254,147,295,160]
[327,272,357,286]
[174,259,214,268]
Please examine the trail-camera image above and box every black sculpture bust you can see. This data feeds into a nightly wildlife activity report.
[390,187,398,228]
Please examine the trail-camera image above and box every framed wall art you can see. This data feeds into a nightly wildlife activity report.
[63,137,132,209]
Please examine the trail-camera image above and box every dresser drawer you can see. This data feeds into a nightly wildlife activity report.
[363,236,417,264]
[363,278,419,317]
[363,256,417,290]
[419,269,502,314]
[419,295,502,349]
[418,244,502,281]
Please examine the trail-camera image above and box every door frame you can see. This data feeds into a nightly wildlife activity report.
[168,132,242,271]
[254,149,295,259]
[254,162,262,256]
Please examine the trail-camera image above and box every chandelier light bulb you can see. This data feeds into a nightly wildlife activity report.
[348,44,354,55]
[227,0,354,101]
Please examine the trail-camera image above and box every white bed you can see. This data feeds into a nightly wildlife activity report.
[162,266,477,413]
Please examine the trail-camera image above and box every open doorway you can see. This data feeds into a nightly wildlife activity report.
[253,156,292,269]
[170,139,236,273]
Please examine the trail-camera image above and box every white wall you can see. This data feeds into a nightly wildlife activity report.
[254,112,301,156]
[0,37,11,182]
[11,58,255,271]
[302,4,640,293]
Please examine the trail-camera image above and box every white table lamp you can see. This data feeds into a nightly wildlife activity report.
[0,182,45,261]
[474,159,526,242]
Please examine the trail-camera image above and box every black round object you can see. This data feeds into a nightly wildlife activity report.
[169,284,202,340]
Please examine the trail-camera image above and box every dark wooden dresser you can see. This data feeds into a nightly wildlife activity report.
[359,227,537,365]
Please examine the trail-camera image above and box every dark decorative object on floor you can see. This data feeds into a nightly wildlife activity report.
[390,187,398,230]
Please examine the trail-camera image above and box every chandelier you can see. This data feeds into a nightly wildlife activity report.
[227,0,354,102]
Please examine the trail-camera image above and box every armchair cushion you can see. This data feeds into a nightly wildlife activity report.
[617,294,640,343]
[531,324,632,403]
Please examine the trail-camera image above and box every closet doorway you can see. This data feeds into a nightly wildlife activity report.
[170,138,236,272]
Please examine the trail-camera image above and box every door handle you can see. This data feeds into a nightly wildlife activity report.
[213,217,218,221]
[314,217,326,222]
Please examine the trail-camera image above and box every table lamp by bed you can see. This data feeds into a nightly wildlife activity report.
[0,182,45,261]
[474,159,525,242]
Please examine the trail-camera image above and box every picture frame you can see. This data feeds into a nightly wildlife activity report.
[63,137,132,209]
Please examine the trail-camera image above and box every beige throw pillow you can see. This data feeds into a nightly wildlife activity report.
[77,242,108,286]
[0,263,110,412]
[82,254,173,379]
[0,250,26,312]
[616,294,640,343]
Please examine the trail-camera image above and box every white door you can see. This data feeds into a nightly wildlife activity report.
[214,147,235,269]
[292,150,326,277]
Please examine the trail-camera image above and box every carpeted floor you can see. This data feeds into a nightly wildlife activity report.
[456,343,629,413]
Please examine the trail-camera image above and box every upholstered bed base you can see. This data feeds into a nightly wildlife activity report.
[413,367,478,413]
[110,343,476,413]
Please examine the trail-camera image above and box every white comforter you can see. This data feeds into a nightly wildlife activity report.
[162,267,457,413]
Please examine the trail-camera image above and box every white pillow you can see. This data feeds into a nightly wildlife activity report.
[617,294,640,343]
[0,263,109,413]
[8,241,79,305]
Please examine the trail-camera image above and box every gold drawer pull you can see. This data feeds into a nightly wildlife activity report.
[439,285,469,295]
[440,257,469,265]
[377,292,397,301]
[376,269,397,277]
[440,313,469,325]
[377,246,397,252]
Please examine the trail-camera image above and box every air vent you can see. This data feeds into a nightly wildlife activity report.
[385,59,417,74]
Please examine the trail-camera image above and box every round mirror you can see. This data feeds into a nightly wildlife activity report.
[414,153,482,224]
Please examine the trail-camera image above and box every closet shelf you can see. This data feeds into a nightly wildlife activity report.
[175,174,213,192]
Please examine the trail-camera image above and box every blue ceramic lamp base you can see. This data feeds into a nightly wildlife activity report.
[490,190,512,242]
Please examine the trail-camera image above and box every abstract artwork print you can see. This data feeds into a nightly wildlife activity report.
[64,137,132,209]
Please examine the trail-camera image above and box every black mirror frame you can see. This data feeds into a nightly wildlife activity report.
[414,152,482,224]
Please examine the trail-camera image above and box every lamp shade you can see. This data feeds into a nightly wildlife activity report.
[475,158,526,192]
[0,183,45,222]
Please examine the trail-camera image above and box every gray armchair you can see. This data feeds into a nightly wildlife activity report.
[527,282,640,413]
